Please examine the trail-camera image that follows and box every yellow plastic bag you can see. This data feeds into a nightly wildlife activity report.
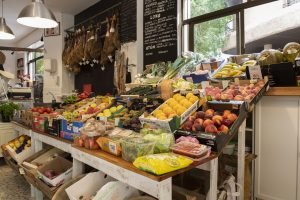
[133,153,193,175]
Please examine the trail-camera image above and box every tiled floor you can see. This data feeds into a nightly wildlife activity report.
[0,158,32,200]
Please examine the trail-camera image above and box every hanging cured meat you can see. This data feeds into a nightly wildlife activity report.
[83,28,94,62]
[89,24,103,64]
[100,18,111,65]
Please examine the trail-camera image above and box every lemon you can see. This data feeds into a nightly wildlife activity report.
[186,93,194,99]
[110,106,117,113]
[97,113,104,117]
[117,105,123,110]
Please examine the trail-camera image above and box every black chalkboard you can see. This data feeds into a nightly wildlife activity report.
[143,0,178,66]
[120,0,137,43]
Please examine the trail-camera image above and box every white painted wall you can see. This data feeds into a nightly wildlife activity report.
[43,12,75,103]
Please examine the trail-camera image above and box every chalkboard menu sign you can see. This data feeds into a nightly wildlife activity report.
[120,0,137,43]
[144,0,178,66]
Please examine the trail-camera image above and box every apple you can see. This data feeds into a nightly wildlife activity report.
[223,119,233,127]
[218,125,229,134]
[196,111,206,119]
[222,110,231,119]
[205,124,218,134]
[204,114,213,120]
[37,108,45,114]
[203,119,214,128]
[188,116,196,122]
[205,109,214,116]
[227,113,238,122]
[212,115,223,126]
[234,95,244,101]
[192,123,203,132]
[194,118,204,126]
[182,121,193,131]
[32,107,38,112]
[215,93,221,100]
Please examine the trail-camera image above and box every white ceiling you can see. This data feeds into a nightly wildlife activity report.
[1,0,100,44]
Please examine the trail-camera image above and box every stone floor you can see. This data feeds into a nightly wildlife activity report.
[0,158,32,200]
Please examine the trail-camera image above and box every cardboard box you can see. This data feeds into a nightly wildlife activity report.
[66,172,115,200]
[37,156,73,187]
[139,100,199,132]
[60,119,84,141]
[5,135,33,164]
[22,147,66,171]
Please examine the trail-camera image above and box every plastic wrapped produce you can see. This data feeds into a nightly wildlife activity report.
[121,138,155,162]
[133,153,193,175]
[143,133,174,154]
[96,136,123,156]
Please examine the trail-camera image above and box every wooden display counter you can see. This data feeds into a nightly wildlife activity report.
[265,87,300,96]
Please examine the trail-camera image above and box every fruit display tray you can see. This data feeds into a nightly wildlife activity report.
[207,80,269,112]
[174,103,247,152]
[209,62,246,81]
[139,100,199,133]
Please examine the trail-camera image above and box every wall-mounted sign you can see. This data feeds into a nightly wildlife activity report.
[143,0,178,66]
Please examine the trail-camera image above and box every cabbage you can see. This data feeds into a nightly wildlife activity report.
[143,133,175,153]
[283,42,300,62]
[258,49,283,66]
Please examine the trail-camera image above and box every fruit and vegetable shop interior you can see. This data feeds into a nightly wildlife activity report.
[0,0,299,200]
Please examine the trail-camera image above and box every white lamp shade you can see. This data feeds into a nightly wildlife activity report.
[0,18,15,40]
[17,0,58,29]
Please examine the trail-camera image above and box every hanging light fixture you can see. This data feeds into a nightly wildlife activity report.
[17,0,58,29]
[0,0,15,40]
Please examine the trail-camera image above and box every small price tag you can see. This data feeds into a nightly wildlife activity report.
[99,116,107,122]
[222,80,230,89]
[73,126,79,134]
[19,168,25,175]
[234,78,240,85]
[114,118,120,126]
[201,81,210,89]
[186,77,193,83]
[248,65,262,80]
[108,142,117,155]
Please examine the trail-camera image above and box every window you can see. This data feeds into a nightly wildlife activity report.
[193,15,237,58]
[183,0,280,58]
[27,41,44,102]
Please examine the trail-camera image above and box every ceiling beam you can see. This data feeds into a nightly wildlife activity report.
[0,46,44,53]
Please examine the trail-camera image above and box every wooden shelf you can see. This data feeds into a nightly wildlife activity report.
[72,145,217,182]
[265,87,300,96]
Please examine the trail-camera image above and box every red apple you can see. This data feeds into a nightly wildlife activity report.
[218,125,229,134]
[227,113,238,122]
[203,119,214,128]
[205,124,218,134]
[204,114,213,120]
[222,110,231,119]
[192,123,203,132]
[194,118,204,126]
[223,119,233,127]
[205,109,215,116]
[215,93,221,100]
[212,115,223,126]
[196,111,206,119]
[188,116,196,122]
[182,121,193,131]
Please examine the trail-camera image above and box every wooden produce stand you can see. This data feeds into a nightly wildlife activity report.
[8,120,247,200]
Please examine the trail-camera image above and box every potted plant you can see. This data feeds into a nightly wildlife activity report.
[0,102,19,122]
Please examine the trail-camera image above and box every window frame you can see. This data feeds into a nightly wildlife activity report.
[182,0,278,55]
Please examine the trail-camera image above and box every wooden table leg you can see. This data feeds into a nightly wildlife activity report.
[209,157,218,200]
[238,120,246,200]
[158,178,172,200]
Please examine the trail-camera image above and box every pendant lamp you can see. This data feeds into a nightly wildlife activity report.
[17,0,58,29]
[0,0,15,40]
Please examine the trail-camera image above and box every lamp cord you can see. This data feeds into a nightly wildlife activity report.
[1,0,3,18]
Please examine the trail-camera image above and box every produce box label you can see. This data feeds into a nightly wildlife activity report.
[248,65,262,79]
